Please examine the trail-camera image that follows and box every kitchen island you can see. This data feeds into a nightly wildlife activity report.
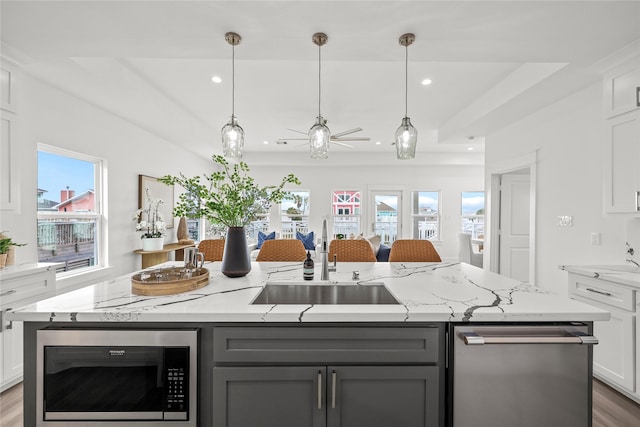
[9,261,609,427]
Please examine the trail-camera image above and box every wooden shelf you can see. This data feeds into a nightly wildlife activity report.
[133,243,195,268]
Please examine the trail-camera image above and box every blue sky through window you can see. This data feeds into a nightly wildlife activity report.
[38,151,94,203]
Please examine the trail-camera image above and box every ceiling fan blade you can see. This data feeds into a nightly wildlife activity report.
[277,138,308,141]
[331,141,353,148]
[331,127,363,138]
[331,136,371,142]
[287,128,308,136]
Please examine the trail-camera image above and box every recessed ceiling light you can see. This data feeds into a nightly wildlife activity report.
[421,78,432,86]
[468,147,474,151]
[211,75,222,84]
[375,141,381,145]
[263,140,269,145]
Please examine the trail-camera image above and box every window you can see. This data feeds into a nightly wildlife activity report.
[411,191,440,240]
[332,190,361,238]
[461,191,485,238]
[37,145,105,273]
[280,190,309,239]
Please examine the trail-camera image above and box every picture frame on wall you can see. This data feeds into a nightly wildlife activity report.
[138,175,174,229]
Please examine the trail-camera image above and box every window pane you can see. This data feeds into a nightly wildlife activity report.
[37,149,100,272]
[280,190,309,239]
[414,191,438,215]
[461,191,485,239]
[411,191,439,240]
[461,191,485,216]
[332,190,361,238]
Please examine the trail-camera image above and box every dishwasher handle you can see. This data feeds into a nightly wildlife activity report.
[460,331,598,345]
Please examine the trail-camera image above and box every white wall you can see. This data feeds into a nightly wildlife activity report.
[485,82,640,293]
[248,163,485,261]
[1,70,212,289]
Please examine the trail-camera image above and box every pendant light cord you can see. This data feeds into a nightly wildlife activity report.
[231,43,235,117]
[318,42,322,118]
[404,44,408,118]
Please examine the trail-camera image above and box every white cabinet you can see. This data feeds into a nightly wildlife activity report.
[603,57,640,214]
[0,58,19,212]
[0,263,58,391]
[603,57,640,119]
[568,273,639,402]
[603,108,640,213]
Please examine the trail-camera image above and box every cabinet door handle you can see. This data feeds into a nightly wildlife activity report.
[317,370,322,409]
[636,86,639,107]
[0,289,16,297]
[331,370,337,409]
[586,287,612,297]
[635,191,639,212]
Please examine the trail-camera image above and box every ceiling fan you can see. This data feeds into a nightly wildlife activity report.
[276,122,371,148]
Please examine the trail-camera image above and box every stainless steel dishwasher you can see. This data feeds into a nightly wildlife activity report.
[451,324,598,427]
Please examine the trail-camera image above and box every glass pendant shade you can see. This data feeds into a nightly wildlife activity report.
[221,115,244,161]
[309,116,330,159]
[395,116,417,160]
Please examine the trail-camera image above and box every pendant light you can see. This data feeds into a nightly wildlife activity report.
[309,32,330,160]
[221,32,244,161]
[395,33,418,160]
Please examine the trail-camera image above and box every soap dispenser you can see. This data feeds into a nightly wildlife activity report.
[303,251,314,281]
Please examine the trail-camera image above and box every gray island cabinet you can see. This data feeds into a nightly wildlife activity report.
[9,261,608,427]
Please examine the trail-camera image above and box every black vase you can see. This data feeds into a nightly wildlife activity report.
[221,226,251,278]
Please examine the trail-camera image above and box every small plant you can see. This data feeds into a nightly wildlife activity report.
[159,155,300,228]
[0,232,26,254]
[133,189,167,238]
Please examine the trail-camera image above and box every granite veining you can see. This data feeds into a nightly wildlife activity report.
[8,262,609,323]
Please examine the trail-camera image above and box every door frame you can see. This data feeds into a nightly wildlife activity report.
[487,151,537,286]
[367,186,405,241]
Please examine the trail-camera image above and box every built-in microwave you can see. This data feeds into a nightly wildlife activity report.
[36,329,197,427]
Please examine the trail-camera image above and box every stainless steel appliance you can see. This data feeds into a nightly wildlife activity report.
[451,324,597,427]
[36,329,197,427]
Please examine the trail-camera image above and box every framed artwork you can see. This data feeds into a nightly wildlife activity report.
[138,175,174,229]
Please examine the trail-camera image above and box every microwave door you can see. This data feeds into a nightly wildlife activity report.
[44,346,166,420]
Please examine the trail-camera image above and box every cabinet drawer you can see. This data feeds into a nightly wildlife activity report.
[0,272,54,309]
[213,326,441,364]
[568,274,634,311]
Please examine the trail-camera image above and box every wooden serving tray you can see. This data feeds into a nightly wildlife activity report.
[131,267,210,296]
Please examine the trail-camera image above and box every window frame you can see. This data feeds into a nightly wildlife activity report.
[331,189,362,238]
[37,143,107,276]
[411,190,440,241]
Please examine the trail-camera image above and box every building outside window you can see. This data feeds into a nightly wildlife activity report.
[411,191,440,240]
[461,191,485,238]
[332,190,361,238]
[37,145,105,273]
[280,190,309,239]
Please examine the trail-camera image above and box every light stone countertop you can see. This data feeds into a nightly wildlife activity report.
[8,262,609,323]
[561,264,640,288]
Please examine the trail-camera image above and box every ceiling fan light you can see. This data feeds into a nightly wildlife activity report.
[309,117,330,159]
[221,115,244,161]
[395,116,417,160]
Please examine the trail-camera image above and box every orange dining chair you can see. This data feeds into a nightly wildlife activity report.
[198,239,225,262]
[328,239,377,262]
[256,239,307,262]
[388,239,442,262]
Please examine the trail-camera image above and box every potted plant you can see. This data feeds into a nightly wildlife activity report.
[159,155,300,277]
[133,188,167,251]
[0,232,26,269]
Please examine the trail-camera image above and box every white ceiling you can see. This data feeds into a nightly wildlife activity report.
[2,1,640,165]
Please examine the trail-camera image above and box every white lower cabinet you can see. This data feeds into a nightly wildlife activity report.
[0,264,58,391]
[569,273,638,401]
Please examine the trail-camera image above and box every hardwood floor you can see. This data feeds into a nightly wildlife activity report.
[1,378,639,426]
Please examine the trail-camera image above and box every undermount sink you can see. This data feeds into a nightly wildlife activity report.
[251,281,401,305]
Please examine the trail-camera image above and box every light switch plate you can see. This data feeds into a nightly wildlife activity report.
[557,215,573,227]
[591,232,601,245]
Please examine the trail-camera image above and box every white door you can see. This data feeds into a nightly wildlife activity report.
[499,172,530,283]
[370,191,402,245]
